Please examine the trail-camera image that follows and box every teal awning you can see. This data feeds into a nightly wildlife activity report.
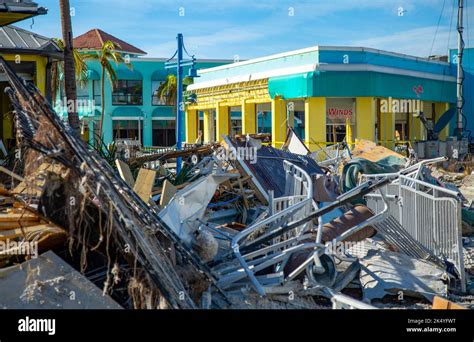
[116,68,142,80]
[85,69,100,80]
[152,107,175,118]
[112,107,143,117]
[268,71,457,103]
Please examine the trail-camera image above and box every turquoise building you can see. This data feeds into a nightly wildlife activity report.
[185,45,458,150]
[56,29,232,147]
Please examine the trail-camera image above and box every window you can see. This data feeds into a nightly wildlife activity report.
[294,111,305,140]
[112,80,143,105]
[326,98,356,144]
[151,81,167,106]
[93,80,101,105]
[230,119,242,136]
[152,120,176,147]
[76,81,88,100]
[113,120,141,141]
[257,111,271,134]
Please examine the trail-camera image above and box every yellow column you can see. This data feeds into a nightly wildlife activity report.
[271,97,286,148]
[242,100,256,134]
[216,104,230,141]
[435,102,450,140]
[185,109,198,143]
[380,98,396,149]
[203,110,214,143]
[409,100,425,143]
[304,97,326,151]
[356,97,376,141]
[35,57,47,94]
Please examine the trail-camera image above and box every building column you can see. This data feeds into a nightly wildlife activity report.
[242,100,256,135]
[380,98,396,148]
[102,112,113,146]
[142,111,153,147]
[434,102,450,140]
[304,97,326,151]
[186,108,198,143]
[35,57,47,95]
[203,110,214,143]
[216,104,230,141]
[88,120,95,146]
[271,97,286,148]
[356,97,376,142]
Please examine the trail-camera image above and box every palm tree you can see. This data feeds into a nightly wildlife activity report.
[59,0,80,133]
[155,74,194,106]
[51,38,88,106]
[82,41,130,137]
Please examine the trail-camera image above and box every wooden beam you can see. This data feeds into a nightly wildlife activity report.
[133,168,157,203]
[0,166,24,182]
[159,179,177,207]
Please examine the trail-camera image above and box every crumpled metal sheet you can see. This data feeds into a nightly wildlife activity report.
[359,250,448,303]
[0,251,122,309]
[158,173,236,245]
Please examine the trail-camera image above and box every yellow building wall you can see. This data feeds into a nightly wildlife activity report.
[434,102,450,140]
[216,104,230,141]
[304,97,326,151]
[1,54,47,94]
[241,100,256,134]
[185,109,198,143]
[271,97,286,148]
[356,97,376,142]
[379,98,396,149]
[203,110,214,143]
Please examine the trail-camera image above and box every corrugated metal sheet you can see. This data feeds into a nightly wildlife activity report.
[0,25,54,50]
[233,140,324,198]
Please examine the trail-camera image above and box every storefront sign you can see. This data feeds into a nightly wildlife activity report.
[326,98,356,124]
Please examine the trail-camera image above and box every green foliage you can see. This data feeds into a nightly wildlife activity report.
[88,132,118,168]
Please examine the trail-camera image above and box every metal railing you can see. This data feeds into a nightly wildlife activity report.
[364,174,466,291]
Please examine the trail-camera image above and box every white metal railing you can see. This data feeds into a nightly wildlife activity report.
[364,174,465,292]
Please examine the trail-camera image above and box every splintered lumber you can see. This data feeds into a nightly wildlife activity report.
[0,213,41,230]
[115,159,135,187]
[133,168,157,202]
[0,224,61,241]
[432,296,466,310]
[160,179,176,207]
[0,166,24,182]
[12,162,66,197]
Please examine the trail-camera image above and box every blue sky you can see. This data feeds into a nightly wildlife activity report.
[17,0,474,59]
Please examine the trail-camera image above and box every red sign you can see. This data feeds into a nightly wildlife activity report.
[327,107,353,119]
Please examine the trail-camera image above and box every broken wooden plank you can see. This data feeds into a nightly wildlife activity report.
[0,224,59,241]
[0,166,24,182]
[432,296,466,310]
[115,159,135,187]
[133,168,157,203]
[160,179,177,207]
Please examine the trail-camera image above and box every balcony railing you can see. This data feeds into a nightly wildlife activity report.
[112,94,143,105]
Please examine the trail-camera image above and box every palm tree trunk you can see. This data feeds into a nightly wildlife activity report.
[59,0,80,134]
[99,67,105,139]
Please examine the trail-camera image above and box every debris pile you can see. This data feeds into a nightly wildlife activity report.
[0,57,473,310]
